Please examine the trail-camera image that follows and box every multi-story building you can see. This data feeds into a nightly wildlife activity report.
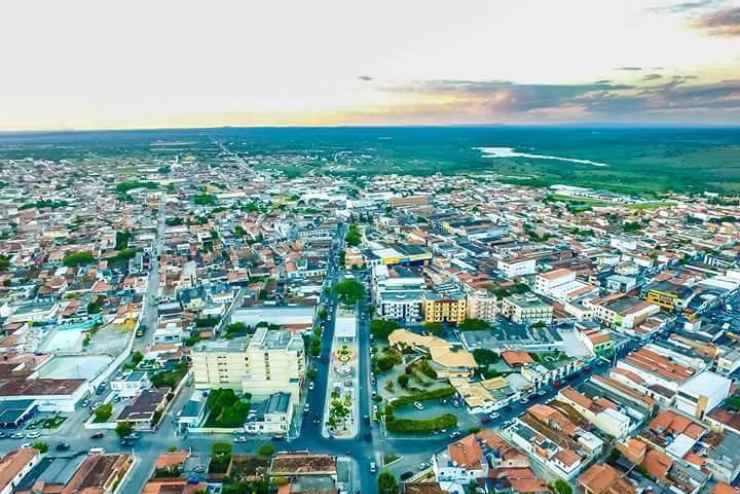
[466,290,498,322]
[498,256,537,278]
[377,289,425,322]
[244,328,305,399]
[645,281,695,311]
[423,292,467,324]
[245,391,294,435]
[191,338,249,390]
[587,294,660,329]
[500,293,552,325]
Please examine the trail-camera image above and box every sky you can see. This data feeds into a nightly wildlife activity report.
[1,0,740,130]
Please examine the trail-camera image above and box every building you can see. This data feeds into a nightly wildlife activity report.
[377,289,425,322]
[558,387,632,439]
[423,292,467,324]
[466,290,498,322]
[110,371,152,398]
[0,378,86,413]
[675,372,732,419]
[245,392,294,435]
[244,328,305,399]
[498,257,536,278]
[191,338,249,390]
[117,387,169,429]
[645,281,695,311]
[501,294,553,325]
[0,448,40,494]
[588,295,660,330]
[578,463,636,494]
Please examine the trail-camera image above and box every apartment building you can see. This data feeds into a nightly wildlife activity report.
[191,338,249,390]
[377,289,425,322]
[498,256,537,278]
[423,292,468,324]
[501,293,553,325]
[245,328,305,399]
[466,290,498,322]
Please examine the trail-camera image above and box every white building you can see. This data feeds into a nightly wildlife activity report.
[498,257,536,278]
[245,392,294,435]
[244,328,305,399]
[675,372,732,419]
[191,338,249,390]
[111,371,152,398]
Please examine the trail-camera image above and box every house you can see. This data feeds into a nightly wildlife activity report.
[117,387,170,429]
[578,463,636,494]
[111,371,152,398]
[0,378,87,413]
[433,434,486,491]
[0,448,40,494]
[245,392,294,435]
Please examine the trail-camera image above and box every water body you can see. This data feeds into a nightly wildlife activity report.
[474,146,609,167]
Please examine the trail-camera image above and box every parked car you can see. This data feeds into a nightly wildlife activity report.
[26,431,41,439]
[91,432,104,439]
[489,412,500,420]
[308,382,315,391]
[413,401,424,410]
[11,432,25,439]
[418,462,430,470]
[449,431,462,439]
[400,471,414,481]
[369,462,377,473]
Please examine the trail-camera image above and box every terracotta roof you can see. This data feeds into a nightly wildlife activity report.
[553,448,580,467]
[578,463,635,494]
[713,482,740,494]
[501,351,534,366]
[448,434,483,470]
[155,451,189,469]
[642,449,672,479]
[0,448,38,492]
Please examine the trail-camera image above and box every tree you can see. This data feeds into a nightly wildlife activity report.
[132,351,144,365]
[552,480,572,494]
[94,403,113,422]
[370,319,400,340]
[31,441,48,453]
[345,224,361,247]
[423,321,444,336]
[332,279,365,306]
[63,251,95,268]
[0,255,10,272]
[115,421,133,438]
[378,471,398,494]
[458,319,490,332]
[257,442,276,458]
[472,349,499,366]
[397,374,410,388]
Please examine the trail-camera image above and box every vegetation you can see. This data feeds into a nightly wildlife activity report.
[385,405,457,434]
[472,348,499,366]
[93,403,113,422]
[20,199,69,210]
[458,318,490,331]
[378,471,399,494]
[389,386,456,409]
[372,347,403,373]
[195,316,221,328]
[370,319,400,340]
[423,321,444,335]
[0,255,9,272]
[552,480,573,494]
[725,395,740,411]
[224,322,248,338]
[205,389,251,428]
[209,442,233,474]
[31,441,48,453]
[332,278,366,306]
[193,193,218,206]
[257,442,276,458]
[345,223,361,246]
[116,180,159,194]
[115,421,133,438]
[63,251,95,267]
[115,230,132,250]
[151,361,188,388]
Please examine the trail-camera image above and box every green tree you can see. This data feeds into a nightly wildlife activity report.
[31,441,48,453]
[63,251,95,267]
[345,224,362,247]
[370,319,400,340]
[459,318,490,331]
[472,349,499,366]
[552,480,573,494]
[132,351,144,365]
[94,403,113,422]
[397,374,410,388]
[115,421,133,438]
[257,442,276,458]
[0,255,10,272]
[378,471,398,494]
[423,321,444,335]
[332,279,366,306]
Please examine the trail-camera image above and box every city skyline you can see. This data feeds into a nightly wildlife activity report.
[2,0,740,130]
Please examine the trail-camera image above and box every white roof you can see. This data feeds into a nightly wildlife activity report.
[679,371,731,397]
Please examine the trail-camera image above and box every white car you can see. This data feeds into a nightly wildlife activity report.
[413,401,424,410]
[369,462,377,473]
[26,432,41,439]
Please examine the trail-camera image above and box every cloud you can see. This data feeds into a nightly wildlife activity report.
[376,76,740,124]
[616,66,644,71]
[691,6,740,36]
[357,75,374,82]
[651,0,725,14]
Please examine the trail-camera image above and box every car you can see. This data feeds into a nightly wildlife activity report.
[480,416,491,424]
[449,431,462,439]
[369,462,377,473]
[519,398,529,404]
[11,432,24,439]
[0,432,5,439]
[418,462,430,470]
[26,431,41,439]
[55,442,71,451]
[128,433,141,440]
[413,401,424,410]
[489,412,500,420]
[400,471,414,481]
[308,382,315,391]
[304,403,310,413]
[91,432,104,439]
[536,390,547,397]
